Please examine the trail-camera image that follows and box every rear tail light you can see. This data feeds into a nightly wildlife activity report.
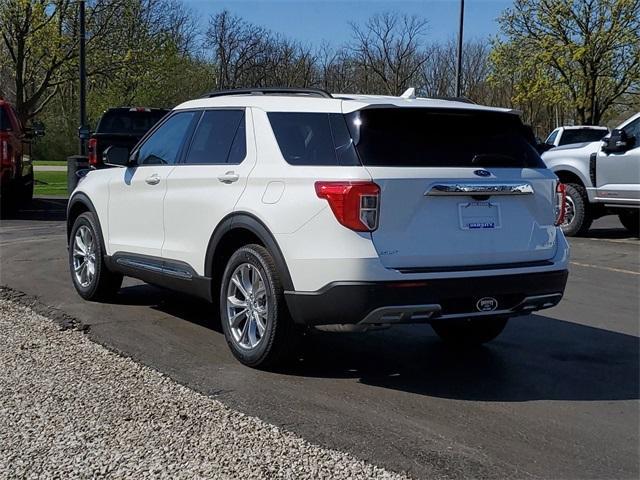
[0,136,10,167]
[315,181,380,232]
[88,138,97,165]
[554,182,566,226]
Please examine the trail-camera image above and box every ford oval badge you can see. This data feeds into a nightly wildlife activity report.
[474,169,491,177]
[476,297,498,312]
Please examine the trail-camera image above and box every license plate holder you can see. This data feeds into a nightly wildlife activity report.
[458,201,501,230]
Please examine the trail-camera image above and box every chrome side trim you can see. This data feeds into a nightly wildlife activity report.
[116,257,193,280]
[425,182,534,196]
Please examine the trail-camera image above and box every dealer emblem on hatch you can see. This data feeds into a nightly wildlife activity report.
[473,169,491,177]
[476,297,499,312]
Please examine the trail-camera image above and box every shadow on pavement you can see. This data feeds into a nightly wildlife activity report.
[1,197,67,222]
[113,284,639,403]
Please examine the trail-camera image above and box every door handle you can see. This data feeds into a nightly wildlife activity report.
[218,171,240,184]
[145,174,160,185]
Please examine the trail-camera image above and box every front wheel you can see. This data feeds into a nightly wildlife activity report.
[431,316,509,346]
[618,211,640,237]
[69,212,123,301]
[220,244,299,368]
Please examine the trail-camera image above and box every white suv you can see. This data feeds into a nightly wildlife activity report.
[67,88,570,367]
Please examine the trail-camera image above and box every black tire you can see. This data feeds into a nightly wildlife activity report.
[561,183,592,237]
[69,212,122,301]
[619,210,640,237]
[219,244,299,368]
[18,173,34,205]
[431,316,509,346]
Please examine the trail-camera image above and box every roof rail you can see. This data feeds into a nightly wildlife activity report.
[428,96,476,104]
[203,87,333,99]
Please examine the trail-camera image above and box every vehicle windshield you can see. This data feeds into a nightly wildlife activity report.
[97,110,167,135]
[558,129,608,146]
[345,108,545,168]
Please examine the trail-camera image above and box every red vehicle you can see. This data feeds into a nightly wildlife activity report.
[0,98,35,211]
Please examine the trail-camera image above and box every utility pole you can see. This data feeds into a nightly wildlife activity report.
[455,0,465,97]
[78,0,87,155]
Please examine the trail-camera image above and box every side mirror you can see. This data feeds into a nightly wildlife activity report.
[32,121,45,137]
[537,143,553,154]
[23,121,46,140]
[103,145,131,167]
[602,129,632,154]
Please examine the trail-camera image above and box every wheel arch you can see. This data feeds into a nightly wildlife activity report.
[554,168,586,188]
[205,212,294,292]
[66,193,107,254]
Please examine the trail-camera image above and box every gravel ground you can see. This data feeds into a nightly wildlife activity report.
[0,298,409,480]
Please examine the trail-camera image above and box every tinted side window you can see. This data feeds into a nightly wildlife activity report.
[137,111,197,166]
[184,110,245,164]
[268,112,360,166]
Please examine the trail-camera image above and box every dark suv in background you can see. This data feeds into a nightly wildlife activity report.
[88,107,169,167]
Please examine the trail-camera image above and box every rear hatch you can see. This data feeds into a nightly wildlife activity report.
[346,107,558,270]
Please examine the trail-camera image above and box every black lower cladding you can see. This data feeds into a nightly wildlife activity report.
[284,270,569,326]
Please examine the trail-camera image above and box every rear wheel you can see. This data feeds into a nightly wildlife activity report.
[619,210,640,237]
[431,316,509,346]
[220,244,299,368]
[69,212,123,300]
[561,183,592,236]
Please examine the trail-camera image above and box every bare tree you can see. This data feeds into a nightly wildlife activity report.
[349,12,429,95]
[0,0,124,122]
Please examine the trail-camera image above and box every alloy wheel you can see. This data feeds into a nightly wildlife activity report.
[72,225,96,288]
[562,195,576,228]
[226,263,268,350]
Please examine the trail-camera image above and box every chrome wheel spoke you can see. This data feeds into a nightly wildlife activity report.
[229,308,248,329]
[231,275,249,298]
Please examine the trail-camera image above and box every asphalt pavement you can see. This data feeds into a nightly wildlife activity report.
[1,198,638,479]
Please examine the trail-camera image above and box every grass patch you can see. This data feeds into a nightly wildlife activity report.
[35,170,68,197]
[33,160,67,166]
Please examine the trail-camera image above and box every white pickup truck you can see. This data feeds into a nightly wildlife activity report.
[542,113,640,236]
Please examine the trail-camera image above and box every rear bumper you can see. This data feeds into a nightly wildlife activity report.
[285,270,569,326]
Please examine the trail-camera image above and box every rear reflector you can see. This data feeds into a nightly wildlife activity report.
[555,182,567,226]
[315,181,380,232]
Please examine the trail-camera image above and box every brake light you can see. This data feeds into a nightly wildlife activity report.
[554,182,566,226]
[0,136,9,167]
[315,181,380,232]
[88,138,97,165]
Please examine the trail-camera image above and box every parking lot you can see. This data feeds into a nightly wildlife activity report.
[1,198,638,479]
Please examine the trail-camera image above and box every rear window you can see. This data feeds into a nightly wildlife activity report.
[97,110,167,135]
[184,110,246,164]
[268,112,360,166]
[346,108,546,168]
[0,107,12,131]
[558,129,607,146]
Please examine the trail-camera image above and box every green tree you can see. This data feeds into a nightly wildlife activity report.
[491,0,640,125]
